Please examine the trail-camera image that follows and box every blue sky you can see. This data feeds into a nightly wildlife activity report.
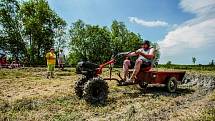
[47,0,215,64]
[47,0,193,41]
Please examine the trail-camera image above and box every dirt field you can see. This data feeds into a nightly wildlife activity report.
[0,68,215,121]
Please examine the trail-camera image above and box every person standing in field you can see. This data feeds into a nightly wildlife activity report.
[58,49,65,70]
[46,48,56,79]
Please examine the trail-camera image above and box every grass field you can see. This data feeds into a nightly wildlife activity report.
[0,68,214,121]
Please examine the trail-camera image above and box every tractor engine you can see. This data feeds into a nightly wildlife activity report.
[76,61,99,78]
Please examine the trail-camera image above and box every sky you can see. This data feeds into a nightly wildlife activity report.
[47,0,215,64]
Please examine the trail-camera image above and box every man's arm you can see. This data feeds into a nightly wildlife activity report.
[137,48,155,59]
[127,49,143,57]
[127,52,138,57]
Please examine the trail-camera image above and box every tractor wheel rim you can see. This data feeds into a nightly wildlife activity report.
[170,81,175,90]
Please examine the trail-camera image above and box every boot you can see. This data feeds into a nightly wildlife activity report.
[47,72,50,79]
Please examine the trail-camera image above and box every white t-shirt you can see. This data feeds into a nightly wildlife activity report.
[137,48,154,62]
[59,52,64,58]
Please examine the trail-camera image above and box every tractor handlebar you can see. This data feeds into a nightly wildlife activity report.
[96,52,131,75]
[112,51,131,59]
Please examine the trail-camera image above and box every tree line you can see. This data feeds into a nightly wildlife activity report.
[68,20,146,65]
[1,0,66,66]
[1,0,158,66]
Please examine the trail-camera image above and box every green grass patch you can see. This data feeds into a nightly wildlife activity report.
[197,108,215,121]
[210,91,215,101]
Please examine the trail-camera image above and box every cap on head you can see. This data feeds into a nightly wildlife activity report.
[142,40,150,47]
[50,48,55,51]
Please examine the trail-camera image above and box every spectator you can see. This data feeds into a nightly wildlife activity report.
[58,49,65,70]
[9,58,20,68]
[46,48,56,79]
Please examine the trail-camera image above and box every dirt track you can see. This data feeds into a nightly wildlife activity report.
[0,68,214,121]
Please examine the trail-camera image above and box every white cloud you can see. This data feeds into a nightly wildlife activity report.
[128,17,169,27]
[158,0,215,64]
[179,0,215,15]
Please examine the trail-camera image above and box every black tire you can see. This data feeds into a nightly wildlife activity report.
[74,76,88,98]
[166,77,177,93]
[83,77,109,104]
[139,81,148,89]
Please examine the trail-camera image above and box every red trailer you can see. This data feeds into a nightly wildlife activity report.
[132,69,186,92]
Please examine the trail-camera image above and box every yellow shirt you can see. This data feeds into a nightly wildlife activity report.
[46,52,56,65]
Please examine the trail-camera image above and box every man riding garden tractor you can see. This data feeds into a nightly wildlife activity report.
[74,41,185,104]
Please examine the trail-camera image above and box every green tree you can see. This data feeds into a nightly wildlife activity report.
[54,27,67,52]
[69,20,112,64]
[69,20,88,64]
[68,20,144,65]
[166,61,172,65]
[0,0,27,59]
[20,0,66,65]
[69,19,160,66]
[111,20,142,54]
[192,57,196,65]
[209,60,214,66]
[111,20,127,53]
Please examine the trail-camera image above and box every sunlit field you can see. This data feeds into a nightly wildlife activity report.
[0,68,214,121]
[1,0,215,120]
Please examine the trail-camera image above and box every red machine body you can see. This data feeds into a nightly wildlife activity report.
[136,70,185,84]
[95,59,185,86]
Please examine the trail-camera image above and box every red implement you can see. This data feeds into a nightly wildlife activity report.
[136,70,185,84]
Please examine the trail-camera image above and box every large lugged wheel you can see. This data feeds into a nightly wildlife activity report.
[74,76,88,98]
[166,77,178,93]
[83,77,109,104]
